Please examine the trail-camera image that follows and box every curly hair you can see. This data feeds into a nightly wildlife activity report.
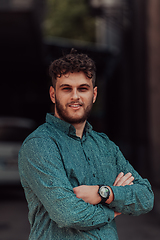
[49,48,96,87]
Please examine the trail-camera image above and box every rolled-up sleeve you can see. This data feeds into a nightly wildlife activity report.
[18,137,115,231]
[108,147,154,216]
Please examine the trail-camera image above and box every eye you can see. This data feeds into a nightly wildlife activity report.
[78,87,88,92]
[62,87,72,91]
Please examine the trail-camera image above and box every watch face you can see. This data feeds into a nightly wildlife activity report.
[99,186,110,198]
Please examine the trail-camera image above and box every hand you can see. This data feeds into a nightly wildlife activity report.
[73,185,101,205]
[113,172,134,186]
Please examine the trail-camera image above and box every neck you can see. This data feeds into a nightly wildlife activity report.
[72,121,86,138]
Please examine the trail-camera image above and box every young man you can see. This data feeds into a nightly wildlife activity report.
[18,49,154,240]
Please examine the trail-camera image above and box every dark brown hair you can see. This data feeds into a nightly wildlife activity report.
[49,48,96,87]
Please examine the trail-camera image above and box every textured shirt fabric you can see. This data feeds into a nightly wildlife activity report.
[18,113,154,240]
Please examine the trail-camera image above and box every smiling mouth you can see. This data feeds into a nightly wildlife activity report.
[70,104,81,107]
[68,102,83,109]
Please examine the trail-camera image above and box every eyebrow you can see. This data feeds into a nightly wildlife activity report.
[59,84,91,88]
[59,84,71,88]
[79,84,91,88]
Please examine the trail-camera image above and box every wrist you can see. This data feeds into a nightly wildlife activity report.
[105,186,114,204]
[96,185,102,203]
[98,185,114,204]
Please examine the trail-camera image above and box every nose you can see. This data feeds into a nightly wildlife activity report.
[71,88,80,100]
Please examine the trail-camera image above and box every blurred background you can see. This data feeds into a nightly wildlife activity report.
[0,0,160,239]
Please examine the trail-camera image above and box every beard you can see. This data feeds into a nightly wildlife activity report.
[54,96,93,124]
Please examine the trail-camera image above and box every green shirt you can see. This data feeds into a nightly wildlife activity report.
[18,113,154,240]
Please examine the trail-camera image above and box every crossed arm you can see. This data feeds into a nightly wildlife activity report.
[73,172,134,217]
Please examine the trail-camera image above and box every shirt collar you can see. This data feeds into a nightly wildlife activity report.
[46,113,92,139]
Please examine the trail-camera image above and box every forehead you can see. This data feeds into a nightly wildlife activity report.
[56,72,93,87]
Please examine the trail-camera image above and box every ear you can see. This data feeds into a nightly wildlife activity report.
[49,86,55,104]
[93,86,97,103]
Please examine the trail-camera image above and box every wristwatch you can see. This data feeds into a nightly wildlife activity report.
[98,185,110,203]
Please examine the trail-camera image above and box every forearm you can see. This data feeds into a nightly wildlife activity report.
[32,182,115,230]
[92,146,154,215]
[73,171,154,217]
[73,172,134,206]
[110,147,154,215]
[109,181,154,215]
[73,185,114,205]
[55,200,115,230]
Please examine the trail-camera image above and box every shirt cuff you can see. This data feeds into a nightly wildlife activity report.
[108,185,126,210]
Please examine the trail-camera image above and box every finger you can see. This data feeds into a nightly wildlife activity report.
[113,172,124,186]
[114,211,122,218]
[121,176,134,186]
[115,172,132,186]
[129,182,134,185]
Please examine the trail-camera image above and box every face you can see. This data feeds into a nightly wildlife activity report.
[50,72,97,125]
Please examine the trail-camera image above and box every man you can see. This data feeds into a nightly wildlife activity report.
[18,49,154,240]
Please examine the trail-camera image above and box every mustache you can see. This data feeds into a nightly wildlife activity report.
[67,101,84,106]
